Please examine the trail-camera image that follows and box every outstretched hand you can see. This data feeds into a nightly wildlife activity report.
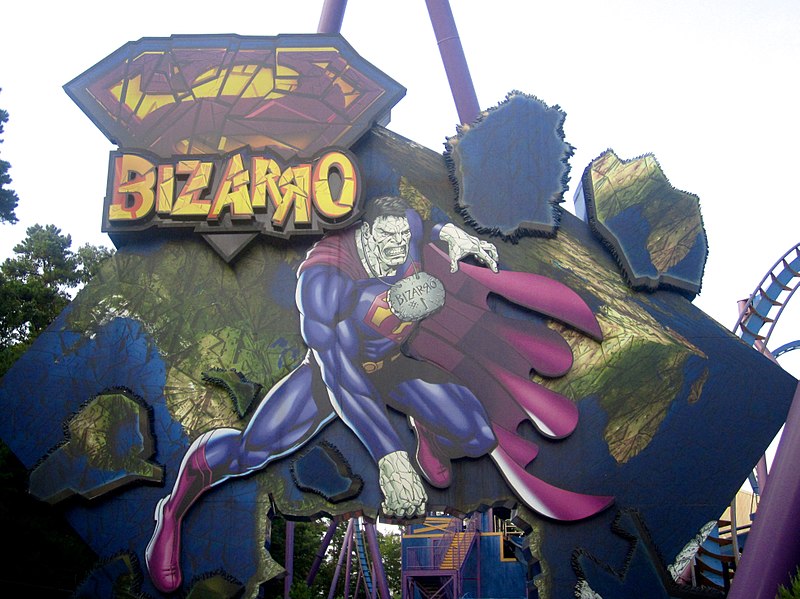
[378,451,427,518]
[439,223,499,273]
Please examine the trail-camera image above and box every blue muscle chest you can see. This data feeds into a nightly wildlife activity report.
[353,262,419,360]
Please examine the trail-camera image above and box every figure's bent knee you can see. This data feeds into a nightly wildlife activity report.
[203,428,255,476]
[463,423,496,457]
[208,426,290,476]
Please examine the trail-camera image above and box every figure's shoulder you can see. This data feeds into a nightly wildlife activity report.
[297,228,366,280]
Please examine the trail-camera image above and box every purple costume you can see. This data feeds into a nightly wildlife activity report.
[204,209,494,476]
[145,207,613,593]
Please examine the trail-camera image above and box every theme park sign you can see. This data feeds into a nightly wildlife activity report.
[64,33,405,259]
[2,30,797,599]
[105,149,361,234]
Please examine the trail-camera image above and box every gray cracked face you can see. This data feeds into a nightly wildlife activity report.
[367,215,412,272]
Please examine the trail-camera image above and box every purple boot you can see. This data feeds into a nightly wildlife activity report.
[146,431,216,593]
[409,417,452,488]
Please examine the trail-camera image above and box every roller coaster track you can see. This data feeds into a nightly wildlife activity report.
[733,243,800,348]
[720,242,800,573]
[353,518,375,597]
[771,339,800,359]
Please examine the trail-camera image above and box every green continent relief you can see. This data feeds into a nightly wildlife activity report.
[593,151,704,269]
[29,391,163,502]
[67,238,305,438]
[511,229,707,465]
[586,150,706,295]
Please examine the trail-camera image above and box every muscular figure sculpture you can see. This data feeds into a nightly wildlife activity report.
[145,196,612,593]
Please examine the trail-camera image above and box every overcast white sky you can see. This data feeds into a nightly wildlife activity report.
[1,0,799,379]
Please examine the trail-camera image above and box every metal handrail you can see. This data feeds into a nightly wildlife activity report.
[403,514,483,570]
[733,243,800,347]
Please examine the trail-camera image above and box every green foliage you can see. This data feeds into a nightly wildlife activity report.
[378,527,402,597]
[262,517,335,598]
[0,439,97,597]
[289,580,315,599]
[0,93,110,594]
[0,110,116,373]
[0,91,19,224]
[261,519,403,598]
[0,224,114,375]
[777,566,800,599]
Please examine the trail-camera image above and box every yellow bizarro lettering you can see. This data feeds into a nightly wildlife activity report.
[250,156,282,211]
[312,151,358,219]
[156,165,175,214]
[105,150,361,230]
[109,154,156,221]
[171,160,214,217]
[271,165,312,227]
[208,154,253,220]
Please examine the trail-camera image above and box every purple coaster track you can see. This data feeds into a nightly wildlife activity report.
[728,244,800,598]
[317,0,480,125]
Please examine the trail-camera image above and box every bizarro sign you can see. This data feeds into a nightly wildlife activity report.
[65,33,405,259]
[105,149,361,233]
[0,33,795,599]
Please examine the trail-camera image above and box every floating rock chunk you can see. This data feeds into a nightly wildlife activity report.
[291,442,364,503]
[576,150,708,298]
[202,368,264,418]
[446,91,573,239]
[29,389,162,503]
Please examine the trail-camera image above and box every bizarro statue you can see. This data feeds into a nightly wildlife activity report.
[145,196,613,593]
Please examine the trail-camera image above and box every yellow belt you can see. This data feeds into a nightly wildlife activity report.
[362,352,401,374]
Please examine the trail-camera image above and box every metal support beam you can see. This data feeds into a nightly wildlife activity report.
[425,0,481,124]
[284,520,295,599]
[344,522,354,599]
[307,520,338,586]
[354,568,363,598]
[328,519,355,599]
[728,381,800,598]
[318,0,348,34]
[365,522,391,599]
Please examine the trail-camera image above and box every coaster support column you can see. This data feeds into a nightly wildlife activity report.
[425,0,481,124]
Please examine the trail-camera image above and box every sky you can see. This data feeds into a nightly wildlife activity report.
[1,0,799,382]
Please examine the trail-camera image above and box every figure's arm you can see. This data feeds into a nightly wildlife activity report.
[436,222,499,273]
[296,265,426,518]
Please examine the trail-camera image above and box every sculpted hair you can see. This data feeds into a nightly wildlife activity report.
[363,196,410,226]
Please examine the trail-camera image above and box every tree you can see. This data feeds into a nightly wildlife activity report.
[0,440,97,597]
[0,223,113,594]
[0,224,114,375]
[778,567,800,599]
[263,517,335,598]
[0,91,112,596]
[378,527,402,597]
[0,91,19,224]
